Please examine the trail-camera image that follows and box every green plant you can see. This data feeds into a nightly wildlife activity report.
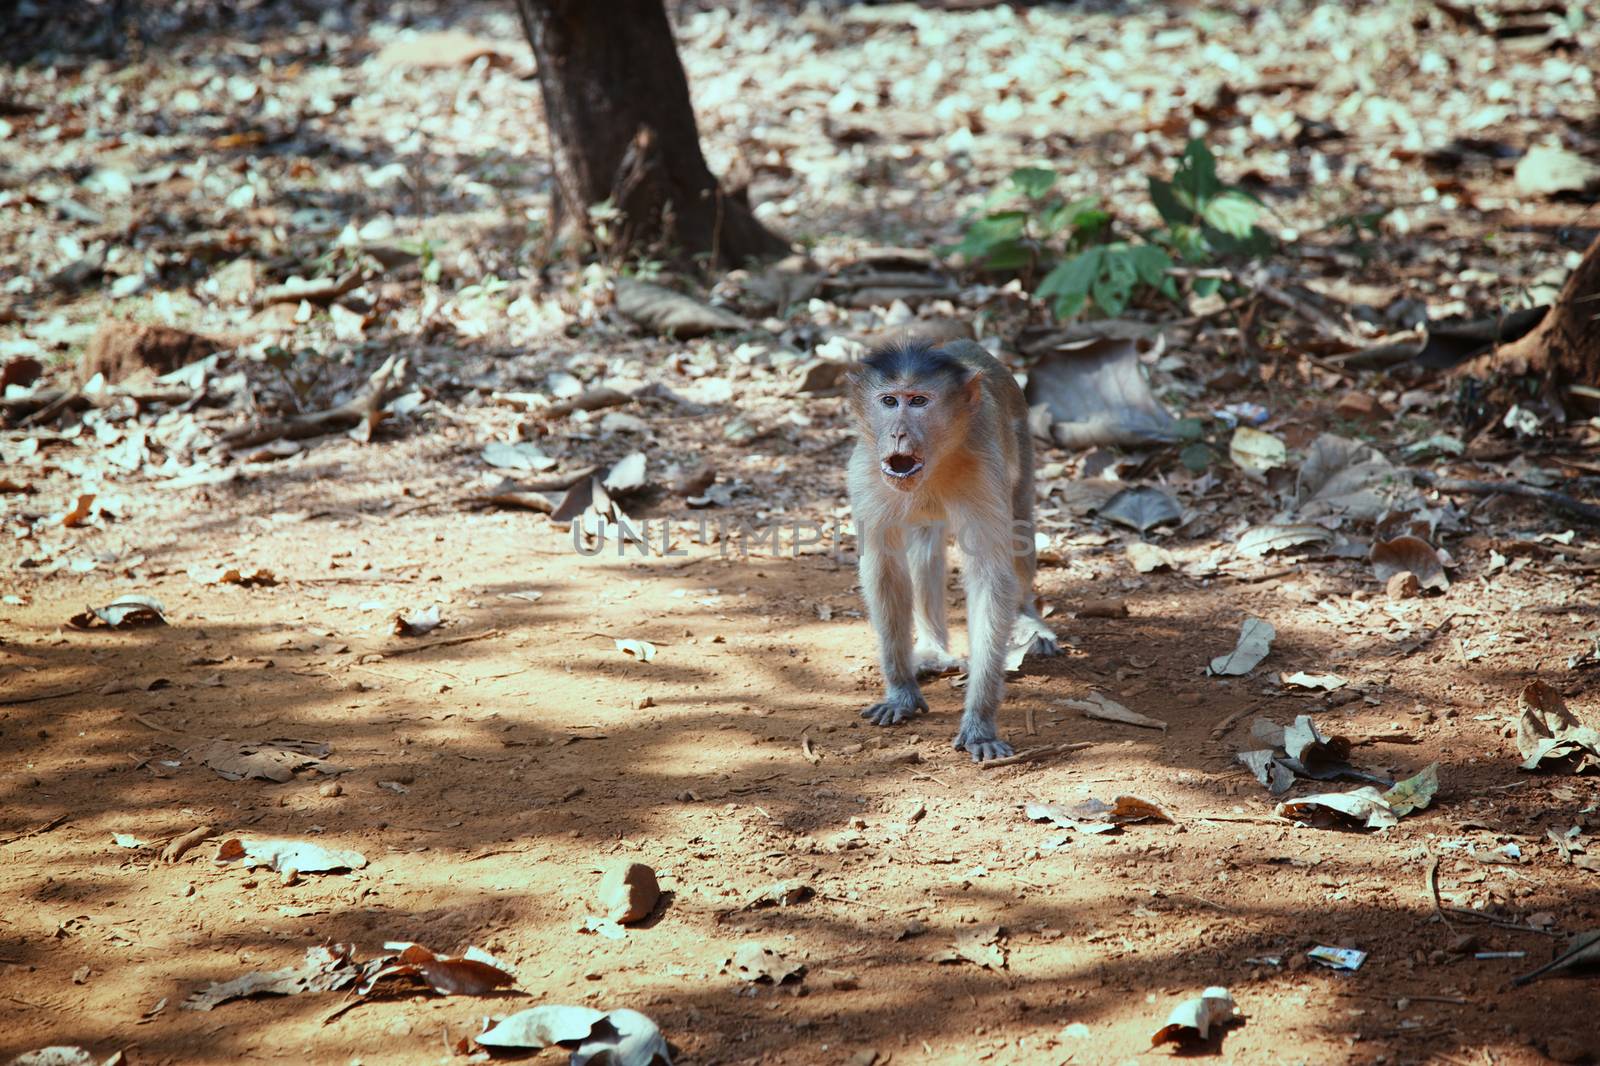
[952,139,1274,320]
[947,166,1108,277]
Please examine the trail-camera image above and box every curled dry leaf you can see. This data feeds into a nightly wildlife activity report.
[932,924,1007,970]
[614,277,749,337]
[725,943,804,983]
[1276,786,1397,829]
[1208,617,1275,676]
[1022,335,1178,448]
[482,441,558,472]
[1098,486,1182,534]
[1370,535,1448,591]
[214,837,368,873]
[1151,986,1239,1047]
[615,638,658,663]
[1515,680,1600,773]
[475,1004,673,1065]
[602,452,649,495]
[189,565,277,587]
[1382,761,1439,816]
[356,943,517,997]
[199,738,343,782]
[1125,541,1176,574]
[61,493,96,528]
[1235,523,1332,559]
[393,604,442,637]
[1063,691,1167,731]
[69,595,167,629]
[1295,433,1411,522]
[1280,671,1348,691]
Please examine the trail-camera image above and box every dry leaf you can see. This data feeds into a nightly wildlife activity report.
[182,944,362,1011]
[1151,986,1238,1046]
[1208,618,1275,676]
[1280,671,1348,691]
[1229,426,1286,476]
[1370,535,1448,591]
[1125,541,1176,573]
[199,738,343,782]
[214,837,368,873]
[475,1004,673,1065]
[933,924,1007,970]
[356,943,517,997]
[1514,680,1600,773]
[615,638,657,663]
[394,605,442,637]
[1063,691,1168,731]
[69,595,167,629]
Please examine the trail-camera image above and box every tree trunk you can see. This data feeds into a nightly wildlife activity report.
[1462,233,1600,390]
[514,0,789,270]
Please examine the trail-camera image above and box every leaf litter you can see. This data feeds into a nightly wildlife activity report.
[475,1004,673,1065]
[1061,691,1168,731]
[1150,986,1239,1047]
[214,837,368,874]
[1514,680,1600,773]
[1208,617,1275,676]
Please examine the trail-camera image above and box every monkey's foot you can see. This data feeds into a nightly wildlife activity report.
[953,722,1015,762]
[913,644,966,678]
[860,687,929,726]
[1012,615,1061,659]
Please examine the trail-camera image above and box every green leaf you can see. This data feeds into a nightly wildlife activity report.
[1193,275,1222,298]
[1180,442,1215,472]
[1091,248,1139,316]
[979,240,1032,272]
[1010,166,1058,199]
[1147,177,1191,228]
[952,212,1028,262]
[1052,291,1089,319]
[1174,417,1207,441]
[1036,248,1103,301]
[1174,138,1222,207]
[1200,190,1263,239]
[1128,244,1173,287]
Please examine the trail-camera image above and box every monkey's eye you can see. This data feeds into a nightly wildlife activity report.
[879,395,898,408]
[908,395,929,408]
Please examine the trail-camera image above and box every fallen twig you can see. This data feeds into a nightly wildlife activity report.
[161,824,213,864]
[538,387,632,420]
[976,740,1093,770]
[1414,470,1600,525]
[0,688,86,706]
[0,813,69,846]
[1397,613,1456,657]
[1425,853,1455,930]
[218,355,409,450]
[374,628,504,659]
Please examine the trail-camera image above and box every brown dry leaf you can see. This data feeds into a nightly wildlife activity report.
[60,493,96,527]
[1022,335,1178,448]
[614,277,750,337]
[1515,680,1600,773]
[1063,691,1168,731]
[356,943,518,997]
[1125,541,1176,574]
[199,738,343,782]
[189,565,277,587]
[933,924,1007,970]
[725,942,805,983]
[1370,535,1448,591]
[1151,986,1239,1046]
[182,943,363,1011]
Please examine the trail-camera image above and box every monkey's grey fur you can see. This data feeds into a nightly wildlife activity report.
[846,338,1059,762]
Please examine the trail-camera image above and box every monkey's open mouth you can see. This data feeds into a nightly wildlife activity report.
[882,454,924,479]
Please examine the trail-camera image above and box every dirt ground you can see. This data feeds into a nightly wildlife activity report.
[5,1,1600,1064]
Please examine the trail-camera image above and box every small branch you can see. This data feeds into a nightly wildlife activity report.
[1414,470,1600,525]
[976,741,1093,770]
[218,355,409,451]
[375,628,504,659]
[0,813,69,846]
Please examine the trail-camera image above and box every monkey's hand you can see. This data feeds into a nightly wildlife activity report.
[953,722,1015,762]
[860,686,929,726]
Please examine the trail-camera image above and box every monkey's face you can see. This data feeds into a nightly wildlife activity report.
[866,385,965,491]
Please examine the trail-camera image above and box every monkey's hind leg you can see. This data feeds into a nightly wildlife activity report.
[1009,512,1061,659]
[859,525,930,726]
[907,523,965,677]
[951,512,1019,762]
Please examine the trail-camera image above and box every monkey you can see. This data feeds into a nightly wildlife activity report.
[845,338,1059,762]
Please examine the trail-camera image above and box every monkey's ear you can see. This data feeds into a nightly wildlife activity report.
[960,367,984,407]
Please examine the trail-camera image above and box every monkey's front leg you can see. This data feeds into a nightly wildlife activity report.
[859,527,928,726]
[952,515,1020,761]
